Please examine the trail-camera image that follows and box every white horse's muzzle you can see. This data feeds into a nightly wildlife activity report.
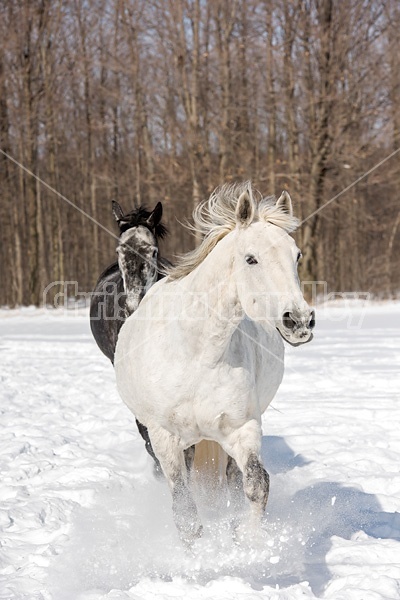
[277,309,315,346]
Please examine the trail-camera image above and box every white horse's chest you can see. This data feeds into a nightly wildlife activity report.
[116,312,285,448]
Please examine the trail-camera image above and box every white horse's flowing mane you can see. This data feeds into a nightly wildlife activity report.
[166,181,299,281]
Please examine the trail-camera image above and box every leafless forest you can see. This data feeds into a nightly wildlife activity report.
[0,0,399,306]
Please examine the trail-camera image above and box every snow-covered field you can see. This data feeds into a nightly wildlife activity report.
[1,301,400,600]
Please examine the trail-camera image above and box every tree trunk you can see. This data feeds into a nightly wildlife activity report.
[266,5,276,193]
[300,0,334,283]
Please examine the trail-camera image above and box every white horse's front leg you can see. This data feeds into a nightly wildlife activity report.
[148,426,202,545]
[226,455,244,512]
[221,419,269,532]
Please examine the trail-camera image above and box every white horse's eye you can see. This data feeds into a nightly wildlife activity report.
[246,255,258,265]
[297,252,302,262]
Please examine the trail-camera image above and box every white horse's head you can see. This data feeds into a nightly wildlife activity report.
[233,189,315,346]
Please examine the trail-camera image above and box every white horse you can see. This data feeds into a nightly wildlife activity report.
[114,182,315,544]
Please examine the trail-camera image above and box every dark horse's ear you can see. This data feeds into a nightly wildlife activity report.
[146,202,163,230]
[112,200,125,222]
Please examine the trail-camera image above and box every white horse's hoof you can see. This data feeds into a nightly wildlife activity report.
[181,523,203,548]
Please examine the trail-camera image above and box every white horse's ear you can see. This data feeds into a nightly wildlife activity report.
[112,200,125,222]
[235,191,255,227]
[276,191,293,216]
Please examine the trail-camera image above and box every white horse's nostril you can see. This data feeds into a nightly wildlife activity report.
[282,311,296,330]
[283,309,315,332]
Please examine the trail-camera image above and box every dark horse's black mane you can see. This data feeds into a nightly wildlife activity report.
[118,204,168,239]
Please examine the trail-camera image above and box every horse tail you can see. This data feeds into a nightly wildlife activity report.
[193,440,228,484]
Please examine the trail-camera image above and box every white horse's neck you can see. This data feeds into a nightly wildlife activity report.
[178,232,244,362]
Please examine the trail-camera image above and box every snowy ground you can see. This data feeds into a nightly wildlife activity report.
[1,300,400,600]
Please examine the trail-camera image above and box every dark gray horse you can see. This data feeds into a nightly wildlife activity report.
[90,201,168,471]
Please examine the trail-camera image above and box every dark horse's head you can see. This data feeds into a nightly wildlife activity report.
[112,200,167,312]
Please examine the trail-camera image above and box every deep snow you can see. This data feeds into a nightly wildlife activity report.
[0,301,400,600]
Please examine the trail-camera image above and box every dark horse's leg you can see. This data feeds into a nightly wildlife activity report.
[184,444,196,474]
[135,419,163,476]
